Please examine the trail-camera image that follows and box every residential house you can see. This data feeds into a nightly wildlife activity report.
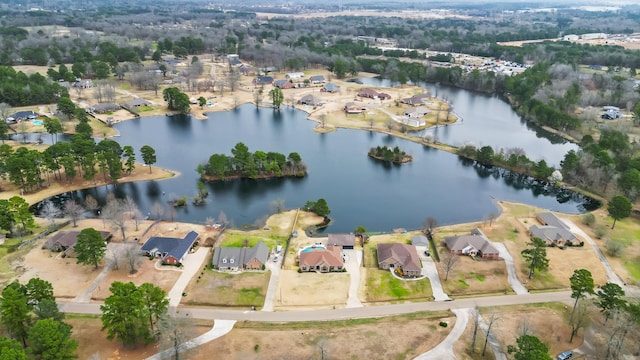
[402,93,430,106]
[327,234,355,250]
[273,79,294,89]
[444,228,500,259]
[529,212,578,246]
[285,72,305,81]
[212,241,270,271]
[298,94,323,107]
[121,98,152,109]
[309,75,325,84]
[404,106,430,118]
[73,79,94,88]
[239,65,255,76]
[90,103,121,114]
[403,117,426,127]
[358,89,390,100]
[344,102,366,114]
[141,231,199,265]
[411,235,429,247]
[299,245,344,273]
[377,243,422,277]
[253,76,274,86]
[44,230,112,257]
[321,83,340,93]
[7,110,38,123]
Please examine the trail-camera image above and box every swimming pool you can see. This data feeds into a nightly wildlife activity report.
[31,120,43,126]
[300,244,326,253]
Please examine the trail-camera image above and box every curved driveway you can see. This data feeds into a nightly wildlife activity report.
[145,320,236,360]
[413,308,471,360]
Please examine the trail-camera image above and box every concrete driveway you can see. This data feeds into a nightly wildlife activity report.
[145,319,236,360]
[417,248,451,301]
[167,247,209,308]
[491,242,529,295]
[262,252,282,311]
[343,249,363,308]
[560,218,625,287]
[413,308,472,360]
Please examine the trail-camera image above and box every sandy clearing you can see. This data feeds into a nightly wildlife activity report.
[275,270,350,310]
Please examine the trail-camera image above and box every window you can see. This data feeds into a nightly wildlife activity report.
[230,258,234,263]
[222,258,227,263]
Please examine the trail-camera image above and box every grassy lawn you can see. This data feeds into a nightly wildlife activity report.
[363,268,432,302]
[182,270,270,308]
[137,105,154,112]
[219,232,286,250]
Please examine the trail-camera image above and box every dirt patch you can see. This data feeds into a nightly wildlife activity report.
[275,270,349,310]
[437,252,510,297]
[187,312,455,360]
[477,303,580,358]
[182,270,270,308]
[68,315,212,360]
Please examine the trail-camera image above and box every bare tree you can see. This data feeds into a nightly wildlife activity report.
[63,200,85,227]
[482,314,497,356]
[102,198,127,241]
[441,251,459,281]
[156,315,198,360]
[470,307,480,353]
[0,102,11,122]
[269,199,285,214]
[106,247,121,271]
[568,302,590,344]
[40,201,61,227]
[218,210,228,226]
[125,244,142,274]
[84,195,99,217]
[151,201,165,220]
[123,196,141,231]
[488,213,497,227]
[168,206,177,222]
[205,216,216,228]
[422,216,438,238]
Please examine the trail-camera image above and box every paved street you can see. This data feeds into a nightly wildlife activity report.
[58,290,575,322]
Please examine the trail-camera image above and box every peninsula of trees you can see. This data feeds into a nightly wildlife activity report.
[368,146,413,164]
[198,142,306,180]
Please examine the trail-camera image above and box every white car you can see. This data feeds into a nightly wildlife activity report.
[273,255,279,262]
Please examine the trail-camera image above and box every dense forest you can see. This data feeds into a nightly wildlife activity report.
[198,142,307,180]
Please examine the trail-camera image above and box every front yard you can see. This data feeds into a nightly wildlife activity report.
[362,268,433,303]
[181,270,270,308]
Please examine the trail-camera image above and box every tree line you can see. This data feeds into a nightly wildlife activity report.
[0,66,69,107]
[198,142,306,180]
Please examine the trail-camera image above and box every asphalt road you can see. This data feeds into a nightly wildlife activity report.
[58,291,574,322]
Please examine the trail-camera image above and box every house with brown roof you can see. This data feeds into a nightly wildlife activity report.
[444,228,500,259]
[299,245,344,273]
[377,243,422,277]
[273,79,294,89]
[44,230,112,257]
[344,102,366,114]
[402,93,430,105]
[529,213,579,247]
[327,234,355,249]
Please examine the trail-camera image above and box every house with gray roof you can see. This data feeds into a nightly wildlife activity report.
[402,93,430,106]
[321,83,340,93]
[377,243,421,277]
[309,75,325,84]
[44,230,112,257]
[141,231,199,265]
[298,94,323,107]
[91,103,121,114]
[411,235,429,247]
[444,228,500,259]
[273,79,294,89]
[121,98,152,109]
[212,241,270,271]
[530,213,579,246]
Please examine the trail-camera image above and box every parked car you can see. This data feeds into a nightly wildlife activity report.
[557,350,573,360]
[273,255,279,262]
[424,250,430,256]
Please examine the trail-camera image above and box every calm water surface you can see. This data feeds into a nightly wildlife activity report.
[40,101,595,233]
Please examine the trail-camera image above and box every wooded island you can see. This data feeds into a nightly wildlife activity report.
[197,142,307,180]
